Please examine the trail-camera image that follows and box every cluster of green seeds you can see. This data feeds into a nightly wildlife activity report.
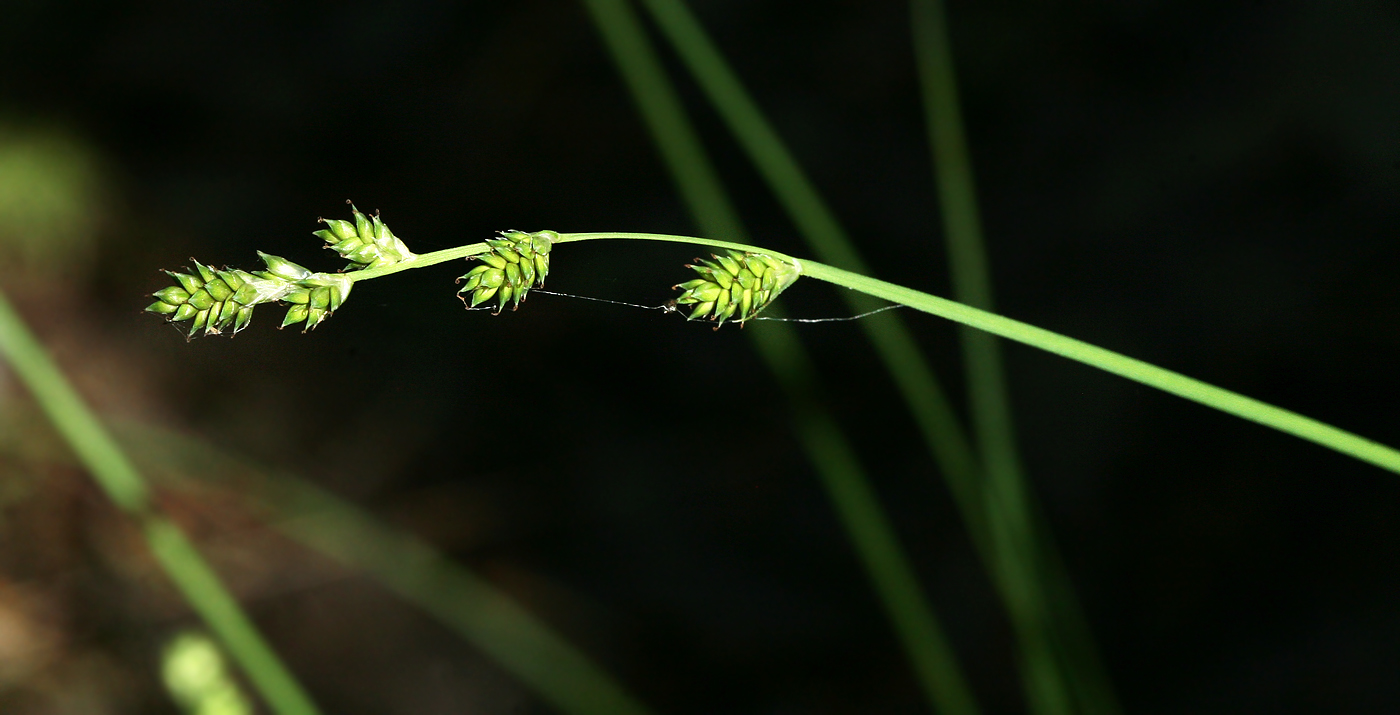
[146,260,260,337]
[146,204,402,337]
[313,202,415,270]
[146,253,354,337]
[673,250,801,328]
[149,206,803,337]
[457,230,556,313]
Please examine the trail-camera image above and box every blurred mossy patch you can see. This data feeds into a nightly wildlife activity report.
[0,121,106,277]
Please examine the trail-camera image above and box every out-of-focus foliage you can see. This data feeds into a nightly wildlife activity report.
[162,631,252,715]
[0,122,105,277]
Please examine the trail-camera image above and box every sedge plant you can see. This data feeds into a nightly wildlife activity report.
[146,206,1400,478]
[134,203,1400,715]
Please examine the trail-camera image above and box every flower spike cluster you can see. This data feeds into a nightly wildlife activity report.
[673,250,801,328]
[146,260,262,338]
[146,203,406,338]
[457,230,555,313]
[314,201,415,270]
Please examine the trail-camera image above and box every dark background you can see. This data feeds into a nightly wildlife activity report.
[2,0,1399,713]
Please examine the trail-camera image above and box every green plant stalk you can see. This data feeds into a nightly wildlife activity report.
[793,257,1400,475]
[0,287,320,715]
[911,1,1118,713]
[580,2,979,711]
[327,232,1400,477]
[310,232,1400,476]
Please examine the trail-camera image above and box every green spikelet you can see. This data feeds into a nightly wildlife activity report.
[147,252,353,337]
[145,260,265,338]
[673,250,801,328]
[457,230,555,314]
[313,201,415,271]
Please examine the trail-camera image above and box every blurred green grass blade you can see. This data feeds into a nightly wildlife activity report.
[580,0,743,238]
[581,1,980,711]
[635,0,867,272]
[631,0,985,598]
[261,479,655,715]
[749,322,981,715]
[0,287,321,715]
[144,518,313,715]
[108,421,658,715]
[910,1,1117,713]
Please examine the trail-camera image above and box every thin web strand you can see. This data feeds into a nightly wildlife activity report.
[531,289,903,323]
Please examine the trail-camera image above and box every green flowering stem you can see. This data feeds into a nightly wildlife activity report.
[346,231,1400,476]
[161,227,1400,477]
[793,259,1400,475]
[0,287,320,715]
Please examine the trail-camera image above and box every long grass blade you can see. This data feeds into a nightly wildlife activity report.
[580,1,980,711]
[15,408,659,715]
[795,260,1400,476]
[910,1,1120,712]
[0,287,321,715]
[630,0,984,517]
[261,478,656,715]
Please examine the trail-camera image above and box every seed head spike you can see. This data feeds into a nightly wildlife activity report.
[148,205,392,337]
[313,201,416,271]
[457,230,554,313]
[672,251,800,328]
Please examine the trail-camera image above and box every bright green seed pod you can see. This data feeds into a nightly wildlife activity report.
[715,252,742,276]
[457,230,554,314]
[324,218,357,241]
[281,304,310,328]
[152,286,191,304]
[186,289,216,311]
[203,276,233,302]
[316,201,416,271]
[170,271,200,294]
[673,251,801,328]
[215,299,238,327]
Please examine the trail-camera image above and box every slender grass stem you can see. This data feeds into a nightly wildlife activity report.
[911,1,1118,712]
[348,242,490,281]
[794,259,1400,476]
[0,287,320,715]
[348,230,1400,476]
